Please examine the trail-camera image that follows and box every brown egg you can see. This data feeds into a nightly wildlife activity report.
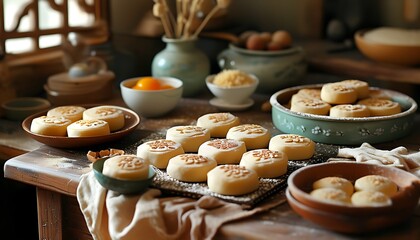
[246,34,266,50]
[239,31,258,47]
[272,30,293,48]
[259,32,272,43]
[267,41,284,51]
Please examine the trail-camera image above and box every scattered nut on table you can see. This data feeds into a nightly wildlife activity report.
[86,148,125,162]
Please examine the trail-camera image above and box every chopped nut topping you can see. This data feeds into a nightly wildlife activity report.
[207,139,239,149]
[95,107,120,117]
[179,154,208,165]
[175,126,206,136]
[232,124,266,134]
[336,104,366,111]
[251,149,282,161]
[55,106,82,115]
[148,140,178,151]
[331,84,353,93]
[362,99,397,108]
[208,113,232,123]
[39,116,70,125]
[75,119,106,127]
[117,156,145,170]
[280,134,308,143]
[220,165,251,178]
[298,99,328,107]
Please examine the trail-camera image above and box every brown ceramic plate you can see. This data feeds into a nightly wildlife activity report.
[22,105,140,148]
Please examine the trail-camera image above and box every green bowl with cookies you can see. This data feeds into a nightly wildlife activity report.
[270,82,417,145]
[93,155,156,194]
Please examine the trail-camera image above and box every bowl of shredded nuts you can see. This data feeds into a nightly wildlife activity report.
[206,70,259,105]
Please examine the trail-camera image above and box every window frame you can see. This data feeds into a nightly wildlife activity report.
[0,0,109,58]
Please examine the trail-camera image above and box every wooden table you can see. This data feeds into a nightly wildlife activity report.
[3,94,420,240]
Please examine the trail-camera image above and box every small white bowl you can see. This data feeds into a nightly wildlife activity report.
[2,97,51,121]
[120,77,183,118]
[205,73,259,104]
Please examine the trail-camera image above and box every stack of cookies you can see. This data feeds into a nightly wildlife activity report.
[289,80,401,118]
[30,105,126,137]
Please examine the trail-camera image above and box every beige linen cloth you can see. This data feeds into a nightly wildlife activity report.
[77,172,285,240]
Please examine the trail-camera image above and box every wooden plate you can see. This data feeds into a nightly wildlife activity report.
[22,105,140,148]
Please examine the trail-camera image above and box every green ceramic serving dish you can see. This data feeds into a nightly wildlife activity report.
[93,158,156,194]
[270,84,417,145]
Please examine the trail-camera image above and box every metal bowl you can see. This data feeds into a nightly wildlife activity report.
[270,84,417,145]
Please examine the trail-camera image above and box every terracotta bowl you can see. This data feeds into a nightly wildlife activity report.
[286,162,420,233]
[354,29,420,66]
[270,84,417,145]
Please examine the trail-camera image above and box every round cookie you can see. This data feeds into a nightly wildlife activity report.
[198,138,246,164]
[354,175,398,197]
[166,126,211,152]
[102,155,149,180]
[310,188,351,205]
[290,97,331,115]
[67,119,110,137]
[295,88,322,100]
[30,116,72,136]
[226,124,271,150]
[137,139,184,169]
[368,89,392,100]
[320,82,358,104]
[207,165,259,196]
[329,104,371,118]
[240,149,288,178]
[357,98,401,116]
[312,176,354,196]
[340,79,370,99]
[196,112,240,137]
[166,154,217,182]
[268,134,315,160]
[351,190,392,207]
[47,105,86,122]
[83,105,125,132]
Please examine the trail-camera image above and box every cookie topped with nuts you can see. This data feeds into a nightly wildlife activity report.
[268,134,315,160]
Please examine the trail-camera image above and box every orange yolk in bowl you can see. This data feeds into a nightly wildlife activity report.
[132,77,162,90]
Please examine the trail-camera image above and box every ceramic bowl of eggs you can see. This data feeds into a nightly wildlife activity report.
[217,30,307,93]
[270,80,417,145]
[120,76,183,118]
[286,161,420,234]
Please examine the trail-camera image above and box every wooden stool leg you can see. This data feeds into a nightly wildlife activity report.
[36,188,62,240]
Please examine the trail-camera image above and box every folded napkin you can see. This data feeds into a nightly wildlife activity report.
[77,172,285,240]
[330,142,420,177]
